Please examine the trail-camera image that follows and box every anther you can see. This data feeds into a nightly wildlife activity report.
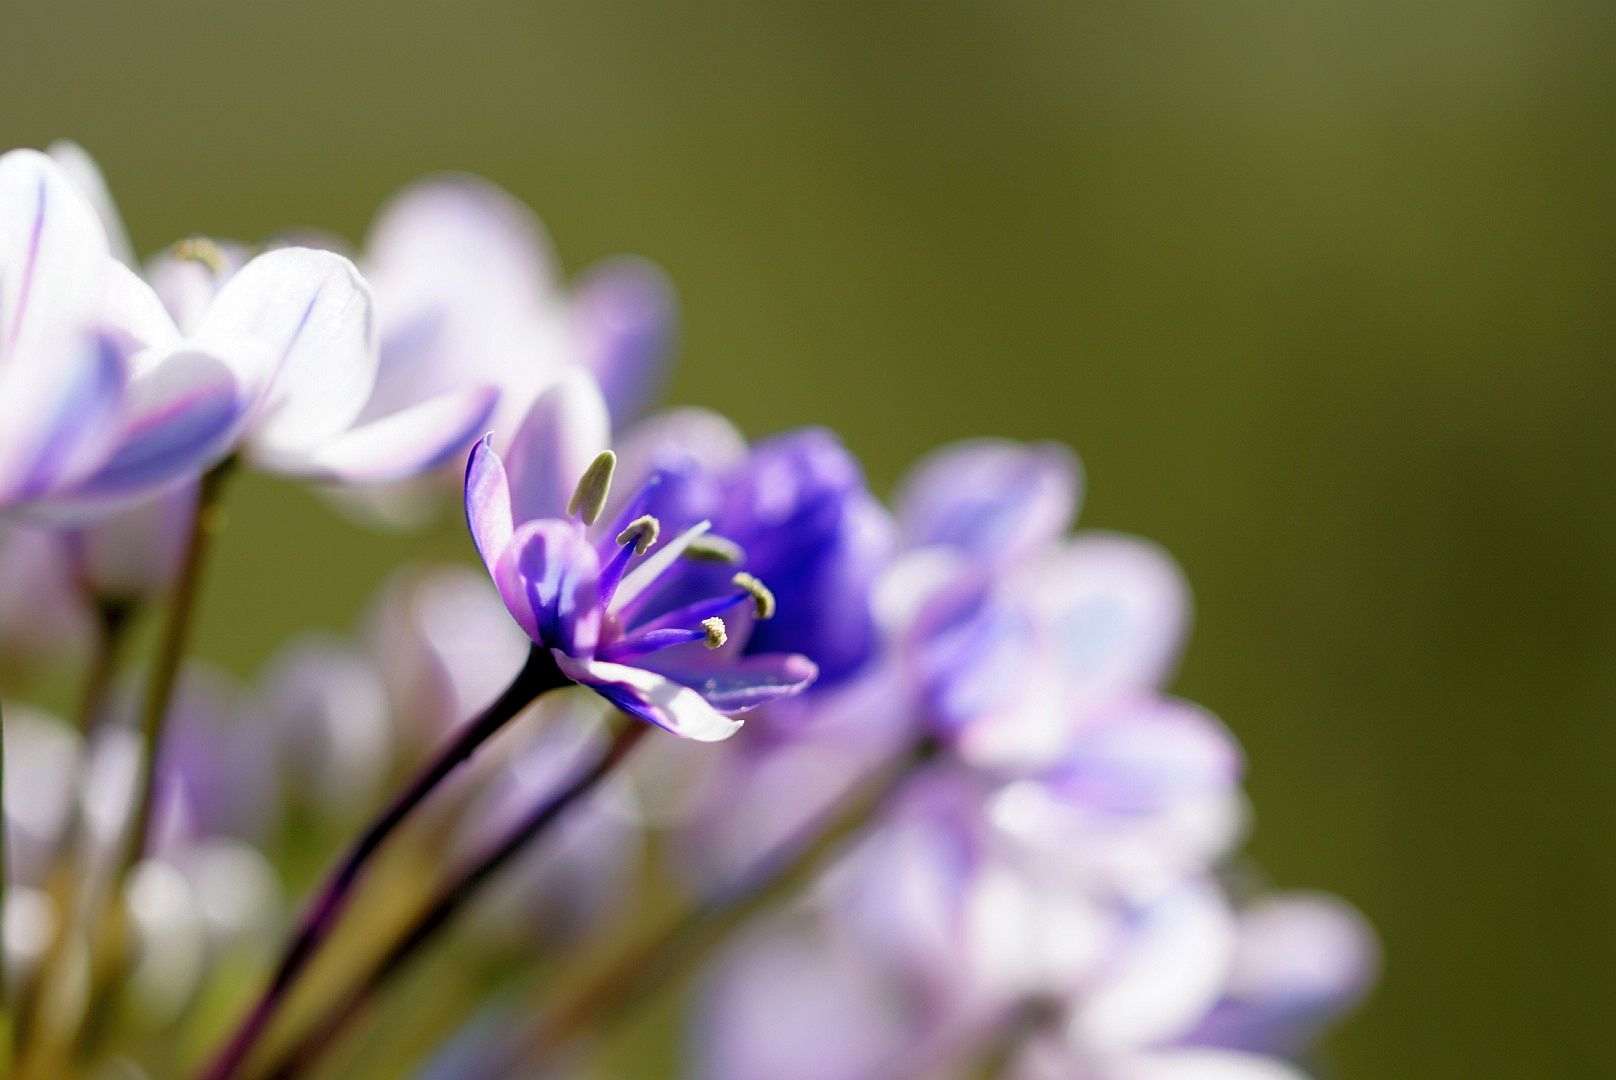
[731,572,776,620]
[702,617,728,649]
[567,451,617,526]
[616,515,661,554]
[683,535,746,564]
[172,237,226,275]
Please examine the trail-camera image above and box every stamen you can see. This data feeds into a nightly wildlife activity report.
[731,572,776,620]
[627,591,749,638]
[172,237,226,275]
[567,451,617,526]
[702,617,728,649]
[615,515,660,555]
[683,535,745,564]
[609,520,712,614]
[598,626,712,662]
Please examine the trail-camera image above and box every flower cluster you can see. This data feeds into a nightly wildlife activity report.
[0,143,1373,1080]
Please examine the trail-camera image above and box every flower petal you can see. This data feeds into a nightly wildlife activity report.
[1020,532,1192,706]
[0,148,109,361]
[463,435,513,576]
[494,521,600,654]
[0,333,126,506]
[641,651,819,713]
[503,368,611,522]
[896,438,1081,562]
[46,140,133,267]
[198,247,378,457]
[103,260,181,354]
[554,652,743,742]
[264,384,496,484]
[1067,877,1235,1051]
[571,257,675,427]
[70,347,245,499]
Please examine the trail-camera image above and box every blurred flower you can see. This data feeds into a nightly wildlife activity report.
[464,375,817,741]
[1181,892,1379,1060]
[363,175,675,438]
[0,149,241,513]
[0,524,93,682]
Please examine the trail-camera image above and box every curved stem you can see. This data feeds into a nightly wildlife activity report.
[518,733,939,1071]
[259,719,649,1080]
[194,647,568,1080]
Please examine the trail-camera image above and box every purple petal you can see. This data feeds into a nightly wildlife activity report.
[198,247,378,458]
[503,368,611,522]
[554,652,742,742]
[896,438,1081,562]
[1043,697,1243,813]
[0,148,109,359]
[0,333,126,506]
[273,384,496,484]
[1022,532,1192,705]
[1186,892,1379,1057]
[463,435,513,576]
[71,348,244,498]
[570,257,676,427]
[494,521,601,654]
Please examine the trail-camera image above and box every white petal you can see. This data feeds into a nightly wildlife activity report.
[261,385,495,484]
[46,141,133,267]
[503,368,611,522]
[198,248,378,457]
[0,149,109,362]
[554,652,742,742]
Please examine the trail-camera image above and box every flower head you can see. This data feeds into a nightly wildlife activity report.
[464,379,818,741]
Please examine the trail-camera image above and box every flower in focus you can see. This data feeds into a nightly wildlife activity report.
[465,375,818,740]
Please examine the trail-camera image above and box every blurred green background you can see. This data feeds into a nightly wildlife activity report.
[5,2,1612,1076]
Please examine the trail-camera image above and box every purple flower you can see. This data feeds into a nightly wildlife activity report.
[464,377,818,741]
[613,409,897,689]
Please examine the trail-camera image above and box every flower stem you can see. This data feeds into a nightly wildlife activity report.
[519,733,939,1069]
[193,646,569,1080]
[258,718,649,1080]
[119,457,235,876]
[75,599,137,736]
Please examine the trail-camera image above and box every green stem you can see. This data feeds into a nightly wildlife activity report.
[119,458,235,877]
[257,719,649,1080]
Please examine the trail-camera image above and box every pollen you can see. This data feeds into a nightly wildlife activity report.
[683,535,745,564]
[616,514,661,554]
[567,451,617,526]
[702,617,728,649]
[731,572,776,620]
[171,236,227,275]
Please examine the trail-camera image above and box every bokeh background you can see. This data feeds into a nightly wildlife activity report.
[5,3,1612,1076]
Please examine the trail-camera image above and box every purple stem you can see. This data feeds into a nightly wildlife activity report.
[194,647,567,1080]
